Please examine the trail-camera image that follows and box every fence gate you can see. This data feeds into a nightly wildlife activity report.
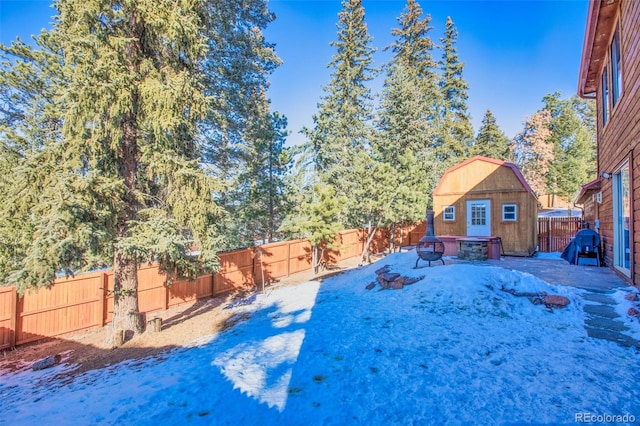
[537,217,582,252]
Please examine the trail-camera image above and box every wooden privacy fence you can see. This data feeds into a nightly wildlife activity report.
[0,218,586,349]
[537,217,582,253]
[0,226,403,350]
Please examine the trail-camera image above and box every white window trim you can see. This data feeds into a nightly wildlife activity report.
[443,206,455,221]
[502,204,517,222]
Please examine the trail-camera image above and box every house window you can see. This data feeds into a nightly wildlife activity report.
[443,206,455,221]
[602,65,609,126]
[610,26,622,107]
[502,204,517,221]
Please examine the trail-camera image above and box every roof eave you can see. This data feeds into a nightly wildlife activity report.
[578,0,620,99]
[575,178,603,205]
[578,0,601,98]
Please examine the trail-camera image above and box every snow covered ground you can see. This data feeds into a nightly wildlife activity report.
[1,251,639,425]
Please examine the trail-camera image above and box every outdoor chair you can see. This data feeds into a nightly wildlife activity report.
[574,233,600,267]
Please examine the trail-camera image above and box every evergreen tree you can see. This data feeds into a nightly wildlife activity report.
[438,16,473,166]
[0,0,279,337]
[473,109,511,160]
[296,0,379,260]
[300,0,376,183]
[232,91,292,246]
[542,92,596,202]
[198,0,281,250]
[375,0,440,227]
[388,0,437,84]
[0,31,67,286]
[279,183,343,274]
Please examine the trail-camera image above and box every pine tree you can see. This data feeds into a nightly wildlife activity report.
[375,0,440,224]
[301,0,376,183]
[438,16,473,166]
[0,1,279,337]
[296,0,378,260]
[542,92,596,202]
[0,31,67,286]
[376,63,433,212]
[279,183,343,274]
[388,0,437,83]
[198,0,282,250]
[232,90,292,246]
[473,109,511,160]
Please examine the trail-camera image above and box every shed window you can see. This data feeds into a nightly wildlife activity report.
[443,206,455,221]
[502,204,517,221]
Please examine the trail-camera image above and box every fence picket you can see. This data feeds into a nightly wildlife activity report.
[536,217,581,253]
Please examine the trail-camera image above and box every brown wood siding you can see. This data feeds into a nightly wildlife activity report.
[594,0,640,286]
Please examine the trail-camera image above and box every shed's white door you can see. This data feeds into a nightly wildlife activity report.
[466,200,491,236]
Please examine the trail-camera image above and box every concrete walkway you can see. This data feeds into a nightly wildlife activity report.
[476,256,640,349]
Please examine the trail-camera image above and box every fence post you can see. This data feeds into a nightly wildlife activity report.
[10,287,17,349]
[164,277,169,311]
[286,241,291,277]
[100,272,107,327]
[548,217,552,252]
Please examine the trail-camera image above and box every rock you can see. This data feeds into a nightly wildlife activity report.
[381,273,400,282]
[392,279,404,290]
[543,295,570,308]
[370,270,423,292]
[377,276,390,289]
[624,292,639,302]
[628,307,640,317]
[375,265,391,275]
[403,275,424,285]
[391,277,405,290]
[32,354,62,371]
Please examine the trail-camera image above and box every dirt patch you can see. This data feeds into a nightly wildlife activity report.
[0,255,374,382]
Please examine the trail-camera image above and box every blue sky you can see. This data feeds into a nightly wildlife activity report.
[0,0,590,145]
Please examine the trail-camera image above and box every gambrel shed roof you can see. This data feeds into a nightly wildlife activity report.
[433,156,535,196]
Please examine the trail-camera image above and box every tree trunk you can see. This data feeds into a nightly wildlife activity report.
[312,245,318,274]
[112,61,143,337]
[389,224,397,253]
[361,223,379,264]
[113,250,143,336]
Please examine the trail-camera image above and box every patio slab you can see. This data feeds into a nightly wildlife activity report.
[452,255,640,349]
[484,256,628,292]
[583,303,618,318]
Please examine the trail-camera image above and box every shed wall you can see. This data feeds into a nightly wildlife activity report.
[433,159,537,256]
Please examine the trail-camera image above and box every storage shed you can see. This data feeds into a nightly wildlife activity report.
[432,156,538,256]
